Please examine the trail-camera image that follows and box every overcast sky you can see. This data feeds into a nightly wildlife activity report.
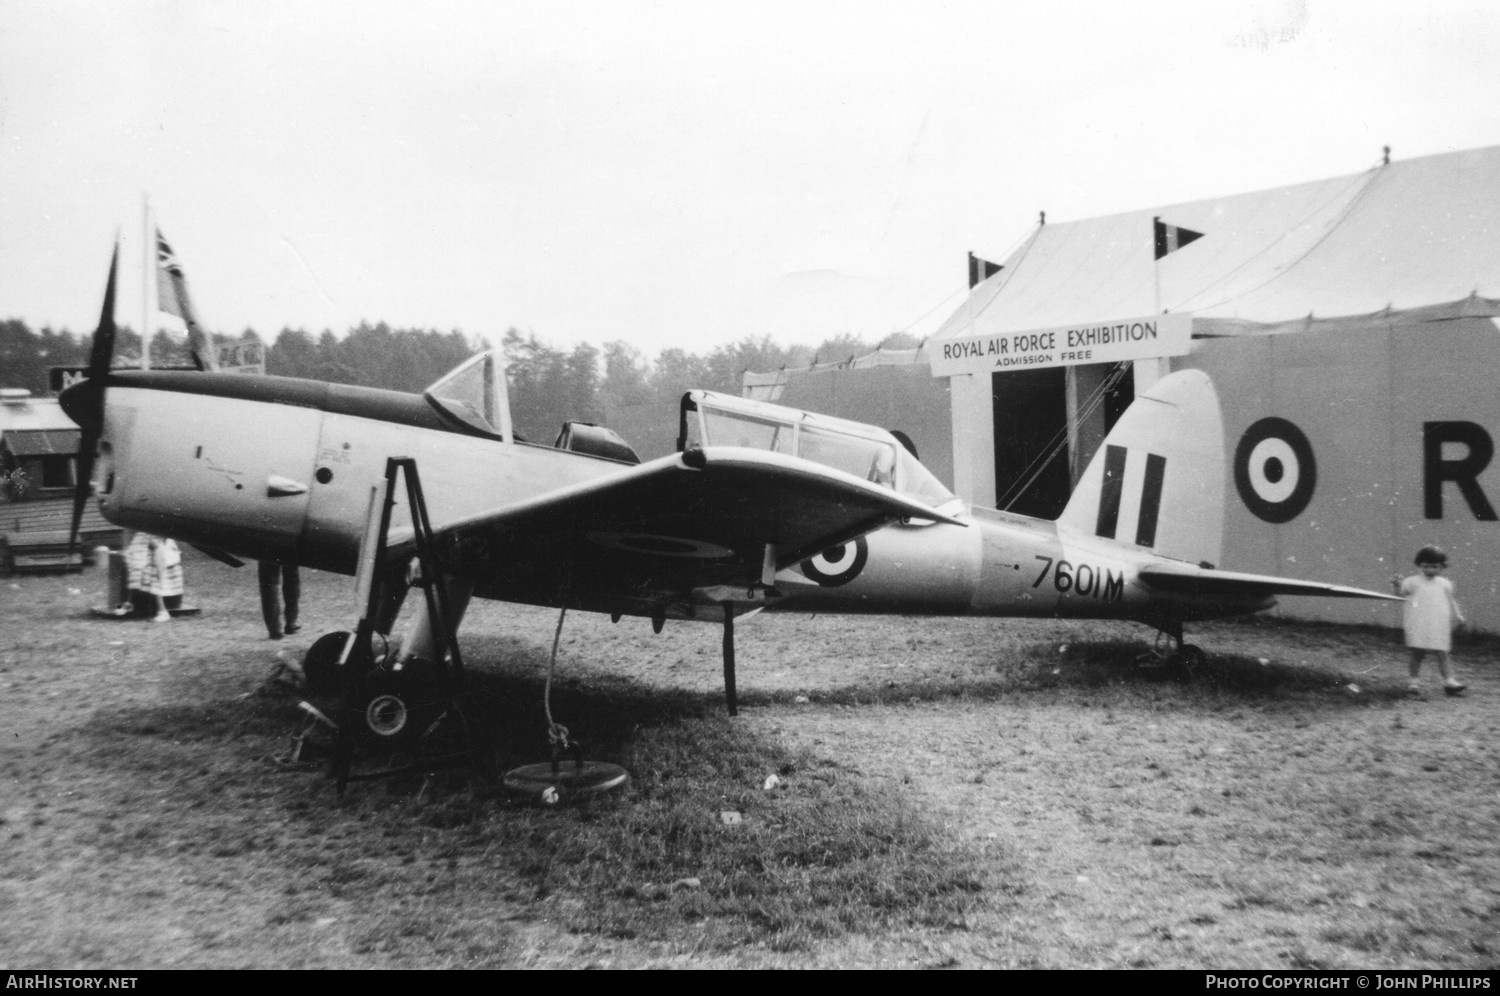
[3,0,1499,358]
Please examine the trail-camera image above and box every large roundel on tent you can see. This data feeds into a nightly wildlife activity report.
[1234,417,1317,524]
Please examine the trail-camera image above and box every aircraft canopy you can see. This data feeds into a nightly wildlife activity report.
[423,351,514,442]
[681,390,956,509]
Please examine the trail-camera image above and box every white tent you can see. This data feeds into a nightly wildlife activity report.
[932,145,1500,629]
[934,145,1500,344]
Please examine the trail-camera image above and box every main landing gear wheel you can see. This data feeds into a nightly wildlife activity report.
[302,631,353,698]
[337,670,447,750]
[364,688,409,738]
[329,669,469,793]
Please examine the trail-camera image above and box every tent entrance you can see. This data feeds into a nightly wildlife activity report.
[993,368,1069,518]
[992,361,1134,519]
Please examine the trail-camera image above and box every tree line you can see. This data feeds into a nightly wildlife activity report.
[0,318,916,442]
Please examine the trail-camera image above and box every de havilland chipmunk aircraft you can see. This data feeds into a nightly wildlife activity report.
[62,245,1396,770]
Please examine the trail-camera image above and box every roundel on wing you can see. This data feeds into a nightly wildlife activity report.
[800,536,869,586]
[1234,417,1317,524]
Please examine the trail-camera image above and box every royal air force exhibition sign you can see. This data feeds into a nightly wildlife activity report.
[929,313,1193,376]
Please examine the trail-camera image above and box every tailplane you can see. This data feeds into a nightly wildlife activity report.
[1057,369,1223,566]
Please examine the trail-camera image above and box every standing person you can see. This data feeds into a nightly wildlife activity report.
[1392,546,1468,697]
[125,531,182,621]
[258,560,301,640]
[124,531,154,617]
[154,536,183,619]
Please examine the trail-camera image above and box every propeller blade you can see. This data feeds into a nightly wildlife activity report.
[86,243,119,385]
[68,436,96,558]
[68,242,120,556]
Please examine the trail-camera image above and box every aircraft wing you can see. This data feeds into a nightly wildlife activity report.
[1138,562,1403,601]
[403,446,964,616]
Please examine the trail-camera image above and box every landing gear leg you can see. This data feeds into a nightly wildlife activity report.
[308,457,482,792]
[302,563,411,698]
[1155,619,1206,679]
[396,575,474,673]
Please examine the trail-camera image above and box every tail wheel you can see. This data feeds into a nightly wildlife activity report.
[1169,644,1207,680]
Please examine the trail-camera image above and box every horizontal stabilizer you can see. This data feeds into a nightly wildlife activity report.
[1139,562,1402,601]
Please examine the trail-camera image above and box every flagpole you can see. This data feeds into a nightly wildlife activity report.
[1152,216,1163,316]
[1141,216,1166,394]
[141,194,151,370]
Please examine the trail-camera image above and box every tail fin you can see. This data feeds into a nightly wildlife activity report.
[1057,369,1223,566]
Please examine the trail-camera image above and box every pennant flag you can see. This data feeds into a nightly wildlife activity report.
[968,251,1003,288]
[1153,217,1204,260]
[155,229,188,318]
[154,227,219,371]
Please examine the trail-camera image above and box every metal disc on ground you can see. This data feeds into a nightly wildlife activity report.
[502,761,630,802]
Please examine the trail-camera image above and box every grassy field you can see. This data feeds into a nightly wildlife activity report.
[1,549,1497,969]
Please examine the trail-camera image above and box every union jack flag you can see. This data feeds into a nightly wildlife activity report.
[153,227,218,370]
[155,228,187,318]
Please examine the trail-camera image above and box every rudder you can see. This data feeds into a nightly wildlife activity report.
[1056,369,1224,566]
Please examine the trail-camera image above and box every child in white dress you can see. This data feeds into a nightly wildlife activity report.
[124,532,183,622]
[1392,546,1467,697]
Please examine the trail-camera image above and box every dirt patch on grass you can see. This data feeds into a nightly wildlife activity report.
[2,551,1497,968]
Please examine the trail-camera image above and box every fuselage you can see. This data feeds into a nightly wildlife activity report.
[68,370,1273,626]
[79,371,625,573]
[768,505,1272,623]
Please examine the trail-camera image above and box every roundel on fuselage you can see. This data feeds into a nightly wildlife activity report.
[1234,417,1317,524]
[800,536,869,586]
